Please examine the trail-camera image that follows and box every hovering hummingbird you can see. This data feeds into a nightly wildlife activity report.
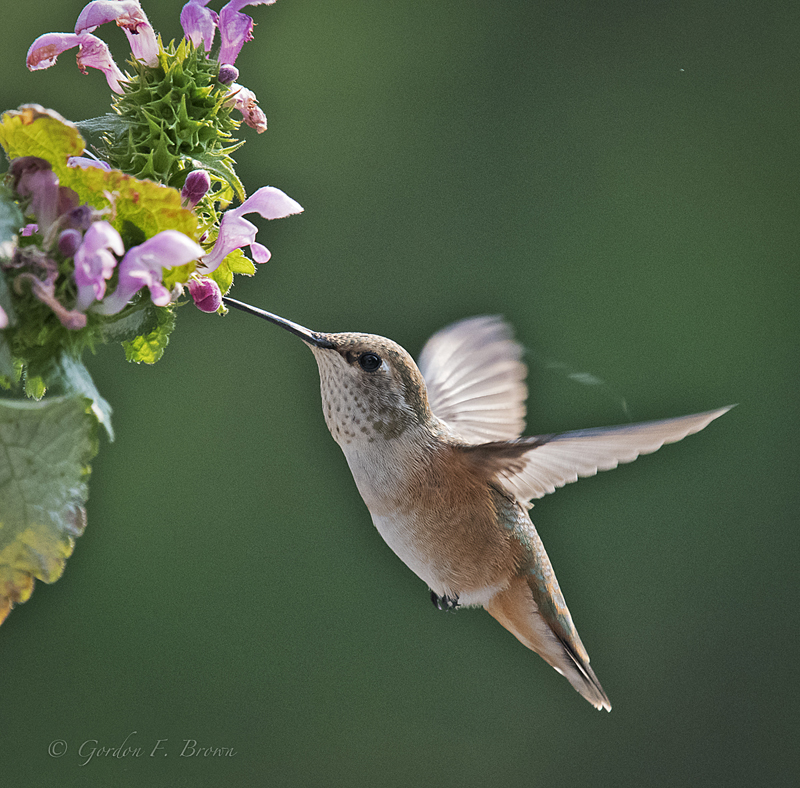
[224,297,731,711]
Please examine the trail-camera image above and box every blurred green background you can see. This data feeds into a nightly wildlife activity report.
[2,1,798,785]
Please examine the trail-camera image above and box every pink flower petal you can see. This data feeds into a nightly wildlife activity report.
[75,0,158,66]
[74,221,124,311]
[27,32,82,70]
[68,156,112,170]
[94,230,204,315]
[199,186,302,273]
[218,0,276,65]
[249,242,271,263]
[180,0,218,52]
[227,83,267,133]
[27,31,125,94]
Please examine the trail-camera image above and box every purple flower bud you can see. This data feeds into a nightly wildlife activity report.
[217,64,239,85]
[187,277,222,313]
[21,224,39,237]
[64,204,95,231]
[58,228,83,258]
[0,305,8,330]
[181,170,211,208]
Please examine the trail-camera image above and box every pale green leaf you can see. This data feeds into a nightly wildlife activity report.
[0,394,98,625]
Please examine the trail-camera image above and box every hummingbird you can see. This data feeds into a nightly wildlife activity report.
[224,297,731,711]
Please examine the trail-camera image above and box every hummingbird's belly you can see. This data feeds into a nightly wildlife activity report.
[342,437,524,605]
[369,505,519,607]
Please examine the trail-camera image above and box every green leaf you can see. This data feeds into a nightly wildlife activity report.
[208,248,255,294]
[225,247,256,276]
[0,183,23,258]
[122,306,176,364]
[0,105,84,172]
[24,374,45,400]
[76,113,130,139]
[52,355,114,441]
[0,272,15,386]
[0,394,98,625]
[62,167,198,242]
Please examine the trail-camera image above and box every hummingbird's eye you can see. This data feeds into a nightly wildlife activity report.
[358,352,382,372]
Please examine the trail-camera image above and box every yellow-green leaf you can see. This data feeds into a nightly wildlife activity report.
[0,105,85,170]
[0,394,97,625]
[0,105,198,243]
[63,167,198,241]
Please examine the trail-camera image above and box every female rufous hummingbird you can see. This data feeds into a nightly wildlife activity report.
[224,297,731,711]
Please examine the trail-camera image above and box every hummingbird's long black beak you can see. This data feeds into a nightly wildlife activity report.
[223,297,336,349]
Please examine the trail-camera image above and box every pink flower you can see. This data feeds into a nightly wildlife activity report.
[75,0,159,66]
[198,186,302,273]
[180,0,219,53]
[73,221,125,311]
[26,31,126,94]
[226,83,267,133]
[94,230,204,315]
[218,0,276,66]
[10,157,79,233]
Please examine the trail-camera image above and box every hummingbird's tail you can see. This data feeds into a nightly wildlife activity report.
[485,575,612,711]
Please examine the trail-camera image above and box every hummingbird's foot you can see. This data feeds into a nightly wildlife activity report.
[430,590,460,611]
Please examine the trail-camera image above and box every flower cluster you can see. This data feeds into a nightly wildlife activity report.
[27,0,274,133]
[5,153,203,332]
[1,0,301,393]
[0,0,307,629]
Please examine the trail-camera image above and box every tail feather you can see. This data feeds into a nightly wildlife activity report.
[486,575,611,711]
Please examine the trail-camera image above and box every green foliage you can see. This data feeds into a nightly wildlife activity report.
[64,166,199,243]
[208,247,256,293]
[0,182,23,255]
[0,104,84,173]
[0,394,98,625]
[107,40,245,203]
[122,304,176,364]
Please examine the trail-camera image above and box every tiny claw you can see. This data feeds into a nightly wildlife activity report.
[430,590,460,611]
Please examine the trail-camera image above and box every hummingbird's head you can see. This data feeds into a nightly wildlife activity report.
[223,299,433,445]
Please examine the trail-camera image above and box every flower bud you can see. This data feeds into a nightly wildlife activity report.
[217,64,239,85]
[187,277,222,313]
[181,169,211,208]
[58,228,83,257]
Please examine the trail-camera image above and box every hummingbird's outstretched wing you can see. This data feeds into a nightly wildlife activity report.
[418,316,528,443]
[464,407,733,505]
